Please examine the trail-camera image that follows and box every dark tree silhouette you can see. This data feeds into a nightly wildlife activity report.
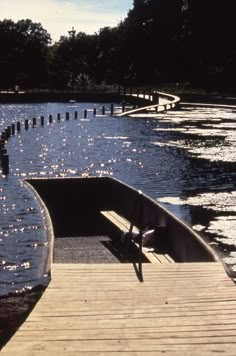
[1,1,236,91]
[185,0,236,88]
[0,19,51,89]
[48,32,98,89]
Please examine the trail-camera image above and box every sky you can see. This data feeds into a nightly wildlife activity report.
[0,0,133,41]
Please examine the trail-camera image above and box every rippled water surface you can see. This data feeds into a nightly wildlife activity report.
[0,102,236,295]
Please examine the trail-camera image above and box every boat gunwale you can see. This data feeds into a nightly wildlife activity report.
[23,179,54,277]
[24,176,226,265]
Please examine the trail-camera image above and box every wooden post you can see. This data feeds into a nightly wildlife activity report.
[149,92,152,101]
[74,111,78,119]
[49,114,53,123]
[93,108,97,116]
[25,119,29,130]
[152,93,160,105]
[11,123,15,135]
[102,106,105,115]
[1,132,7,140]
[57,113,61,121]
[84,109,87,118]
[0,139,5,149]
[1,148,7,158]
[66,112,69,120]
[110,104,114,116]
[0,147,7,157]
[40,116,44,126]
[1,153,9,175]
[16,121,21,132]
[6,126,11,138]
[32,118,37,127]
[122,102,125,113]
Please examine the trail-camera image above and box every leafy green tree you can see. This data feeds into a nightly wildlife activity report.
[0,19,18,88]
[184,0,236,88]
[117,0,185,84]
[0,19,51,89]
[94,27,121,84]
[49,32,98,89]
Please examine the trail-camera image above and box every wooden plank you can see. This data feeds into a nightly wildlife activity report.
[163,254,175,263]
[3,262,236,354]
[10,325,236,339]
[19,299,236,312]
[101,210,139,233]
[24,304,236,318]
[101,210,174,263]
[3,352,236,356]
[18,305,236,323]
[144,249,173,264]
[9,329,236,343]
[3,337,236,353]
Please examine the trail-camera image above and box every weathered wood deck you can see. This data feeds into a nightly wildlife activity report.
[3,262,236,354]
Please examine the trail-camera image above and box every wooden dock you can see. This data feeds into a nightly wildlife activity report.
[2,262,236,354]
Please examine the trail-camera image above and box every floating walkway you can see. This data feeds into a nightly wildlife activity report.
[2,262,236,354]
[117,91,180,117]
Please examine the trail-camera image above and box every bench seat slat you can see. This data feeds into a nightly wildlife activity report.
[101,210,174,264]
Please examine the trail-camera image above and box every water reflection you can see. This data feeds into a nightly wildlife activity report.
[0,102,236,294]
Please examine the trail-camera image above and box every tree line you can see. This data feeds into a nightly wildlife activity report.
[0,0,235,91]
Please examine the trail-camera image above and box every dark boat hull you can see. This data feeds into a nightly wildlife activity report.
[25,176,219,264]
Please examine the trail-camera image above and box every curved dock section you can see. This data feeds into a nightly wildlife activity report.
[117,91,180,117]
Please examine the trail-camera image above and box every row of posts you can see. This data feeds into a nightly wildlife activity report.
[0,90,162,176]
[0,103,130,176]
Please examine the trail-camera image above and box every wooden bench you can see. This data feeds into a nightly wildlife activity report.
[101,210,174,264]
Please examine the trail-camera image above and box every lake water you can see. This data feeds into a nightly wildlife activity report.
[0,102,236,296]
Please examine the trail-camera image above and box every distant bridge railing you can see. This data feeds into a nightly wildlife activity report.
[117,90,180,117]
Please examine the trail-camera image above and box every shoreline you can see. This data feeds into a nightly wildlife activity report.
[1,91,236,107]
[0,288,45,349]
[0,90,148,105]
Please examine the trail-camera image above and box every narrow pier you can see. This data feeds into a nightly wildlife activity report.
[117,91,180,117]
[2,262,236,354]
